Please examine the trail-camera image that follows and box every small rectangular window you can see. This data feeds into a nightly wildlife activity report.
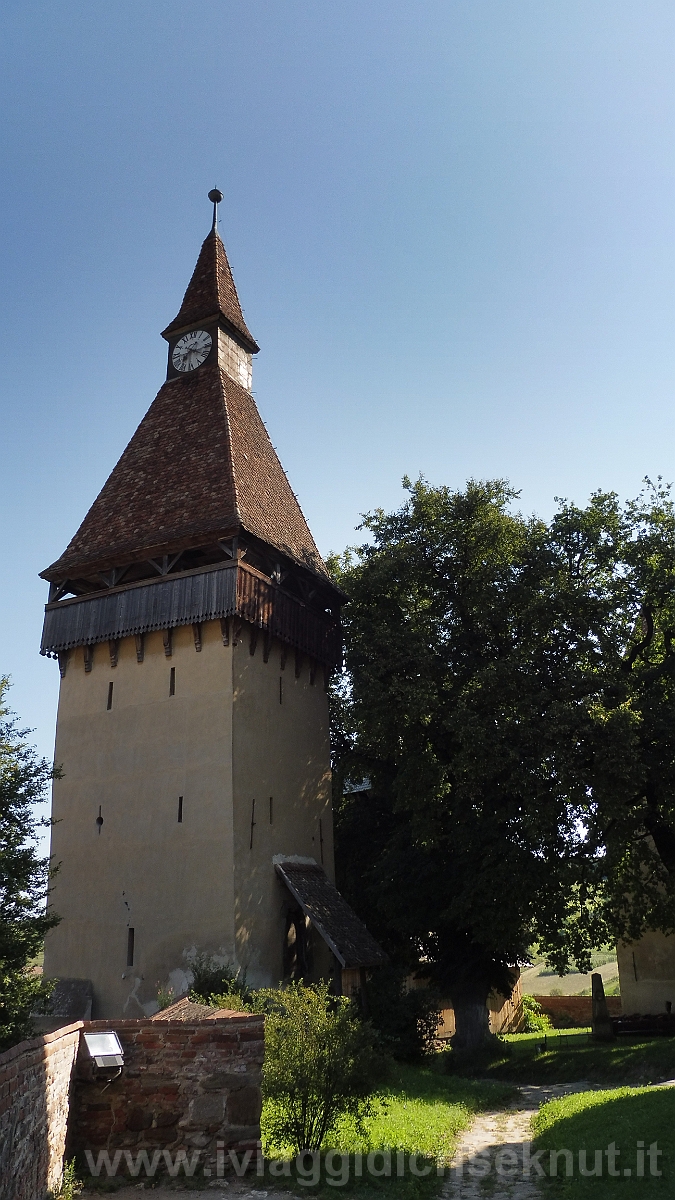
[169,667,176,696]
[178,796,183,823]
[107,682,114,710]
[126,928,135,967]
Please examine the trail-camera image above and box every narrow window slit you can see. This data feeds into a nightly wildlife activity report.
[169,667,176,696]
[127,928,135,967]
[178,796,183,823]
[107,682,114,710]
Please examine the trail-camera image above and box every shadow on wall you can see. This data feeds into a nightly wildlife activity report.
[0,1023,81,1200]
[0,1013,265,1200]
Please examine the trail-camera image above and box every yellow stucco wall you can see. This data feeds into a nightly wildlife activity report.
[232,631,334,987]
[43,618,333,1016]
[617,932,675,1014]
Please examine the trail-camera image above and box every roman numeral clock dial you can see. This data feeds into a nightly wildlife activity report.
[171,329,212,372]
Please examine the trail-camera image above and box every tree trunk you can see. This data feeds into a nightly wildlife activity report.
[451,991,493,1051]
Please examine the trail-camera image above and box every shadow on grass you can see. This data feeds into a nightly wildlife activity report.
[440,1034,675,1086]
[384,1062,515,1109]
[533,1087,674,1195]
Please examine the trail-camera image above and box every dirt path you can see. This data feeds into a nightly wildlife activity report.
[442,1083,595,1199]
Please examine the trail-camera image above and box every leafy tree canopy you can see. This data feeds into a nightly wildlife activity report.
[0,677,59,1049]
[330,478,675,1046]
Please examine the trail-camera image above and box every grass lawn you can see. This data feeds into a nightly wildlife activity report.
[443,1031,675,1086]
[532,1086,675,1195]
[259,1064,515,1198]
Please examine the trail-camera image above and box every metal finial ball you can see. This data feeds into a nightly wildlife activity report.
[208,188,224,204]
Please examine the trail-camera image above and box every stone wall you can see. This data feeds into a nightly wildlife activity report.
[0,1022,81,1200]
[69,1014,264,1179]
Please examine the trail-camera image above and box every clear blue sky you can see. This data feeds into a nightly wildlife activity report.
[2,1,675,792]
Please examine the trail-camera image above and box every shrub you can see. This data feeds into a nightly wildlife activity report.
[49,1160,83,1199]
[187,952,248,1005]
[551,1013,577,1029]
[363,967,442,1061]
[520,994,552,1032]
[259,982,389,1153]
[208,988,254,1012]
[155,984,175,1011]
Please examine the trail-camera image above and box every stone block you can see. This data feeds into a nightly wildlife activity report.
[202,1070,252,1091]
[154,1109,180,1127]
[226,1086,262,1126]
[188,1094,224,1126]
[126,1107,153,1131]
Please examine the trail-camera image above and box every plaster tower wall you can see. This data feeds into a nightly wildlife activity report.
[44,621,334,1017]
[41,199,382,1018]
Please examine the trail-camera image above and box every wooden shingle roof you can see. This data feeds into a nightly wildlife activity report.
[161,228,259,352]
[41,363,329,583]
[275,860,387,969]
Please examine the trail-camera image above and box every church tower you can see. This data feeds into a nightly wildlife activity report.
[41,194,383,1017]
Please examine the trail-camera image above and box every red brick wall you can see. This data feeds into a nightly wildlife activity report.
[534,994,622,1025]
[69,1015,265,1178]
[0,1022,82,1200]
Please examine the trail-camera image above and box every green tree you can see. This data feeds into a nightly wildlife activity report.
[331,479,675,1049]
[554,481,675,947]
[0,678,59,1049]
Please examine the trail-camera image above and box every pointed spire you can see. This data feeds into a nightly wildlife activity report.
[161,191,259,353]
[40,197,333,589]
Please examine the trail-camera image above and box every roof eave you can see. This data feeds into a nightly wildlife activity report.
[160,312,260,355]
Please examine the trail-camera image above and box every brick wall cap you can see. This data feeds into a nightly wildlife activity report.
[0,1021,83,1068]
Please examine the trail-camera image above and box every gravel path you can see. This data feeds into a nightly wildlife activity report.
[442,1082,595,1199]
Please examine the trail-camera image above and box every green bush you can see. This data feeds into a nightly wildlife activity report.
[363,968,442,1061]
[520,994,552,1033]
[259,981,390,1153]
[187,951,249,1005]
[550,1012,577,1029]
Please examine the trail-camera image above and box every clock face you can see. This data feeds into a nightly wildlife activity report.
[171,329,213,372]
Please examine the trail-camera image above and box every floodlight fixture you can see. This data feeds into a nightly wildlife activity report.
[83,1031,124,1069]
